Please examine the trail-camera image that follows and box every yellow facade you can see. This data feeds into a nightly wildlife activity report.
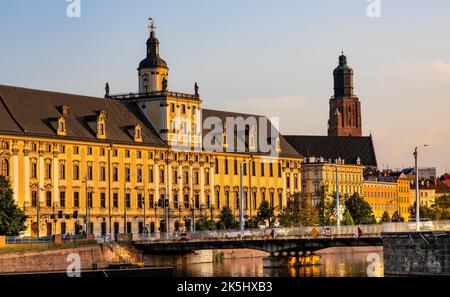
[396,177,411,220]
[0,135,301,236]
[300,158,364,205]
[363,181,398,222]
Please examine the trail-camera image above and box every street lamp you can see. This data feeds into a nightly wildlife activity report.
[36,187,44,238]
[240,160,250,238]
[335,163,341,227]
[414,145,428,226]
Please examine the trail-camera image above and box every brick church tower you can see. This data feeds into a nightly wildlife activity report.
[328,52,362,137]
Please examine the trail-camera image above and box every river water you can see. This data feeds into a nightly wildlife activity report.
[143,247,384,277]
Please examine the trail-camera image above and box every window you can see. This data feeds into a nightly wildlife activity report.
[100,148,106,156]
[113,166,118,182]
[74,191,79,208]
[125,167,131,182]
[126,193,131,208]
[31,162,37,178]
[137,194,143,208]
[160,169,165,183]
[100,193,106,208]
[253,192,257,209]
[99,165,106,181]
[215,158,219,174]
[206,194,211,209]
[149,168,154,183]
[278,193,283,209]
[261,162,265,177]
[60,191,66,207]
[270,192,274,207]
[225,159,229,175]
[216,191,220,209]
[87,147,93,155]
[269,162,273,177]
[149,194,154,209]
[173,194,179,209]
[244,192,248,210]
[137,151,142,159]
[181,104,186,114]
[112,149,118,157]
[195,194,200,209]
[125,150,130,158]
[205,171,210,185]
[278,162,282,177]
[74,146,79,155]
[137,168,142,182]
[87,164,93,180]
[59,163,66,179]
[59,145,65,153]
[234,159,238,175]
[87,192,93,208]
[184,171,189,184]
[46,191,52,207]
[45,162,52,179]
[252,161,256,176]
[31,191,37,207]
[194,171,199,185]
[225,191,230,208]
[113,193,119,208]
[171,103,175,113]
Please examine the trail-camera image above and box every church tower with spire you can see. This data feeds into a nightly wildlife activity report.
[328,52,362,137]
[138,18,169,93]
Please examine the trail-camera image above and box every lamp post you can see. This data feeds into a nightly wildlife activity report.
[36,187,44,237]
[240,160,250,239]
[414,145,428,227]
[335,163,341,227]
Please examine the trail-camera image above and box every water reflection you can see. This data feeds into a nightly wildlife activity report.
[143,248,384,277]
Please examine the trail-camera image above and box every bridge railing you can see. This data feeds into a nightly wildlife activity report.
[128,224,382,244]
[382,220,450,233]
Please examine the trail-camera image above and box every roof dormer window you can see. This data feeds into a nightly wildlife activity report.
[135,123,143,142]
[97,110,107,139]
[57,117,66,136]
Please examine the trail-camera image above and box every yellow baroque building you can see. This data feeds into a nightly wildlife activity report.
[300,157,364,206]
[0,27,302,237]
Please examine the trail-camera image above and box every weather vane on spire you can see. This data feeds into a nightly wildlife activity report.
[148,17,156,32]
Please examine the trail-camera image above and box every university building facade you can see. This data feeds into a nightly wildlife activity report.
[0,26,302,237]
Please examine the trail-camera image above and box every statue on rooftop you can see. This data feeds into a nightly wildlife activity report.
[105,82,110,98]
[194,82,199,97]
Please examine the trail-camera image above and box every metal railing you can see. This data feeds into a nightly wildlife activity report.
[382,220,450,233]
[122,225,382,244]
[5,236,54,245]
[108,90,200,100]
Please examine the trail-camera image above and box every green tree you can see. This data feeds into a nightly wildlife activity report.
[315,186,343,226]
[341,209,355,225]
[0,176,27,236]
[216,207,238,230]
[195,215,216,231]
[278,193,302,227]
[244,216,260,229]
[435,195,450,209]
[391,211,405,222]
[380,211,390,223]
[298,195,319,226]
[256,200,275,227]
[344,193,376,225]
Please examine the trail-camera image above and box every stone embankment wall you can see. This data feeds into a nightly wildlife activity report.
[383,232,450,275]
[0,244,140,274]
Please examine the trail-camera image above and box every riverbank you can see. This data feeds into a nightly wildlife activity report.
[0,243,141,274]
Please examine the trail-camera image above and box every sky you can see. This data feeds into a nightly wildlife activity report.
[0,0,449,174]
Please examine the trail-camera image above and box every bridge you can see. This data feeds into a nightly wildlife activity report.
[121,225,383,255]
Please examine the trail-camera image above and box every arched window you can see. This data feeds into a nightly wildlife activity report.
[0,158,9,177]
[1,141,9,150]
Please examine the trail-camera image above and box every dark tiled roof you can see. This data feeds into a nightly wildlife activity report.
[202,109,301,158]
[0,85,166,147]
[284,135,377,167]
[436,180,450,194]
